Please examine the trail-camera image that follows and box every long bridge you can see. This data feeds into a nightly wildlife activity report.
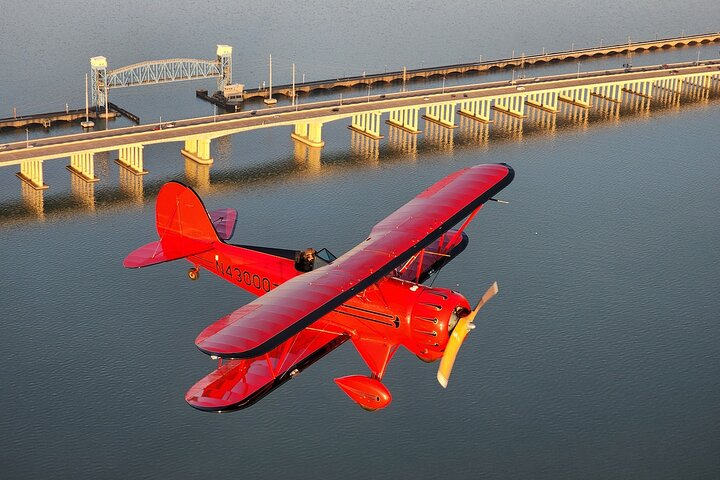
[232,31,720,102]
[1,58,719,194]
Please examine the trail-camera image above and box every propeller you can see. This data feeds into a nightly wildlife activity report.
[437,281,498,388]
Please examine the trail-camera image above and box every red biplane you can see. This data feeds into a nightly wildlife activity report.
[124,163,514,412]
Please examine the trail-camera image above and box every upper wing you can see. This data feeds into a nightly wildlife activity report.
[196,163,514,358]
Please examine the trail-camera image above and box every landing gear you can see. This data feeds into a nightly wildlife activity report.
[187,267,200,281]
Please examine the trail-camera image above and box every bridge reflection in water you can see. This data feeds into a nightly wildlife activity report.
[4,61,719,196]
[3,81,717,224]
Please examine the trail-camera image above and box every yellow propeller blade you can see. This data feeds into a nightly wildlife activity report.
[436,282,498,388]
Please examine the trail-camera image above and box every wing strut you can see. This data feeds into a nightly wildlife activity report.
[447,205,483,249]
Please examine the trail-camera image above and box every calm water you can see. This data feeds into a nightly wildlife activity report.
[1,2,719,479]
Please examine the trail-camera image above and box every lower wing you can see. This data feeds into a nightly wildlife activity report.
[186,324,349,412]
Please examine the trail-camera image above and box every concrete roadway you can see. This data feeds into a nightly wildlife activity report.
[1,60,718,166]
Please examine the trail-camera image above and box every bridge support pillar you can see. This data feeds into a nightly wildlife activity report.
[291,122,325,147]
[458,99,493,123]
[349,112,384,139]
[558,88,592,108]
[423,104,457,128]
[182,138,214,165]
[525,92,560,112]
[683,74,713,91]
[115,145,148,175]
[591,84,623,103]
[67,152,99,183]
[492,95,527,118]
[622,81,653,99]
[386,108,422,133]
[16,160,49,190]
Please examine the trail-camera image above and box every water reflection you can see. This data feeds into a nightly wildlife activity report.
[1,87,717,227]
[70,173,95,212]
[184,156,211,193]
[20,182,44,220]
[492,111,525,140]
[213,135,234,166]
[349,130,380,162]
[457,114,491,147]
[386,126,419,157]
[423,120,455,151]
[293,141,323,171]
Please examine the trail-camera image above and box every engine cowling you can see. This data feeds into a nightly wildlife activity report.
[408,287,471,362]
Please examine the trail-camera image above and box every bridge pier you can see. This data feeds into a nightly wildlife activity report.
[591,84,623,103]
[349,112,384,139]
[492,95,527,118]
[622,80,653,99]
[655,77,683,94]
[67,152,99,183]
[386,108,422,133]
[291,121,325,147]
[525,92,560,113]
[182,138,214,165]
[682,74,713,92]
[558,87,592,108]
[423,104,457,128]
[16,160,49,190]
[458,99,493,123]
[115,145,148,175]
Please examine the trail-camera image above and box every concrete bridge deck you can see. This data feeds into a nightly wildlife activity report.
[1,59,718,191]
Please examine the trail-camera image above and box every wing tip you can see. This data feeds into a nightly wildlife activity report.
[437,372,449,389]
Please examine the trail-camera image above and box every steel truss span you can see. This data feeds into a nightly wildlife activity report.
[106,59,222,88]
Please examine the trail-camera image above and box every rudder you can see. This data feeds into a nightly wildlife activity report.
[124,182,219,268]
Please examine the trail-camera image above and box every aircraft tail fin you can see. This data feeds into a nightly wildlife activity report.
[124,182,226,268]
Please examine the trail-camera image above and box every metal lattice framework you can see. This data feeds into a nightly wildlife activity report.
[90,45,233,108]
[106,58,222,88]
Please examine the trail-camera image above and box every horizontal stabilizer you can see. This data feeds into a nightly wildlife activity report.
[123,238,213,268]
[209,208,238,241]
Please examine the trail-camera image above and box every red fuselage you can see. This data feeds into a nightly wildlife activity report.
[189,242,470,371]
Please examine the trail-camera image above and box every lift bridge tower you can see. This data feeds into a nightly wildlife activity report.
[90,45,233,109]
